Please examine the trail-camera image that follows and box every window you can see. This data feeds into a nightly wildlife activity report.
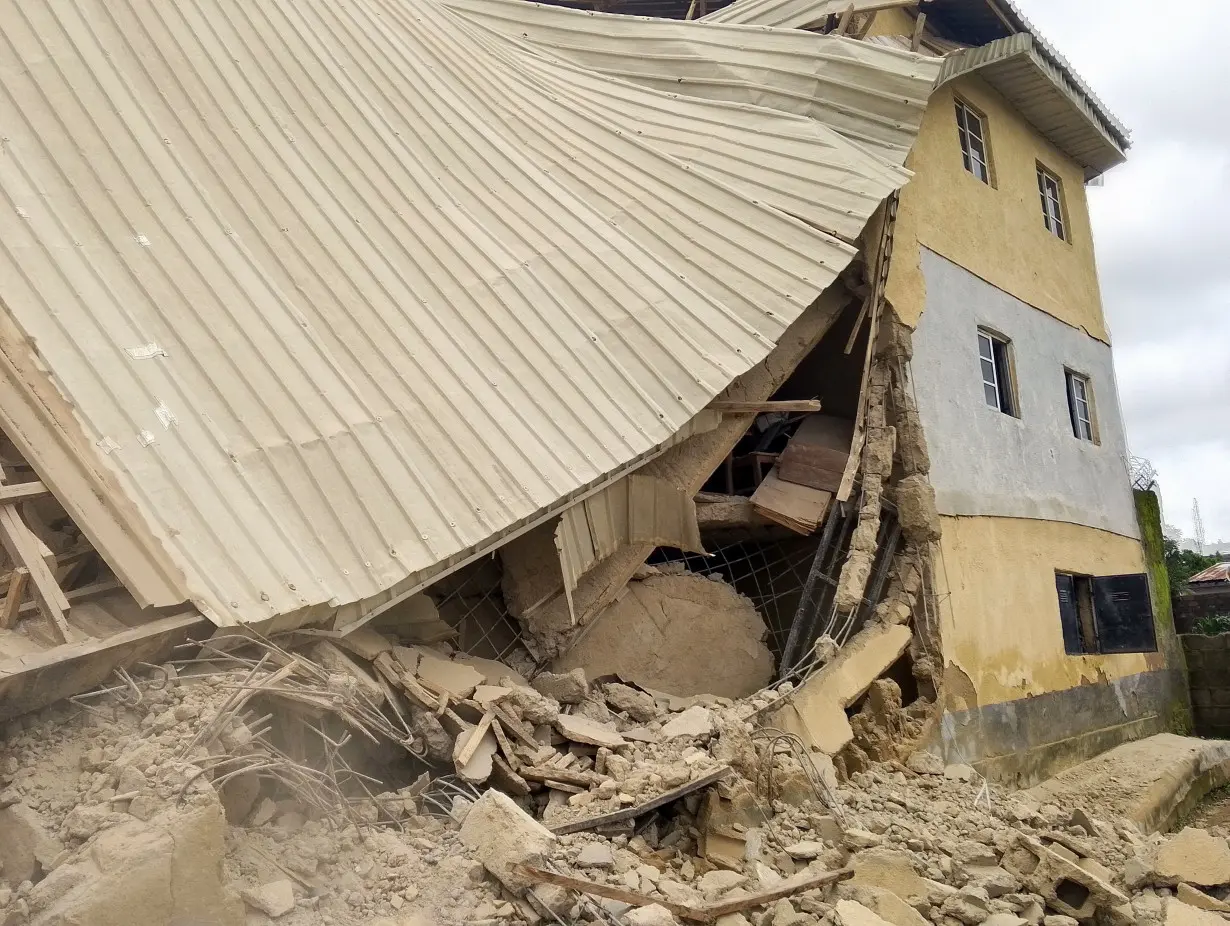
[1065,371,1095,442]
[1037,165,1066,239]
[1056,572,1157,655]
[955,100,990,184]
[977,329,1016,416]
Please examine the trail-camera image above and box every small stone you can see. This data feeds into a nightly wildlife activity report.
[1041,917,1077,926]
[241,880,296,918]
[769,898,809,926]
[248,797,278,827]
[982,916,1026,926]
[784,841,826,860]
[844,830,884,850]
[697,869,747,898]
[941,886,990,925]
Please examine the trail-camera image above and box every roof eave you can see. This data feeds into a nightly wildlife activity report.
[938,34,1127,180]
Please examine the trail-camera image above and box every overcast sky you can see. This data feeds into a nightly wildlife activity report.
[1016,0,1229,542]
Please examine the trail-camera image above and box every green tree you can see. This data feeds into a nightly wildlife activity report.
[1163,535,1217,596]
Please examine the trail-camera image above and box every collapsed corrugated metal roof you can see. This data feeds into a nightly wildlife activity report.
[0,0,938,630]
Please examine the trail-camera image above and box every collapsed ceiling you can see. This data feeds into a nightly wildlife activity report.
[0,0,939,630]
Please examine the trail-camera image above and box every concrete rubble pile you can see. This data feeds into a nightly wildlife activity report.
[0,638,1227,926]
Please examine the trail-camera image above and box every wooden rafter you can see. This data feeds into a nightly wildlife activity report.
[0,473,71,641]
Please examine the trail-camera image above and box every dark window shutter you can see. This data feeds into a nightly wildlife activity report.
[1091,574,1157,654]
[1055,573,1084,655]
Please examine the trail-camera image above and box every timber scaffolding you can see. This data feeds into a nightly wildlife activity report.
[0,0,950,784]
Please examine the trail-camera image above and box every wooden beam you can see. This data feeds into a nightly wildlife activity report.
[0,504,70,641]
[549,766,731,835]
[835,2,855,33]
[0,567,28,629]
[710,400,822,414]
[517,868,706,922]
[701,869,854,918]
[911,11,927,50]
[0,481,51,504]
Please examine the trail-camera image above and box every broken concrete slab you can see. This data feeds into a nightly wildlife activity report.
[455,655,529,688]
[472,685,512,707]
[834,899,897,926]
[1165,898,1228,926]
[555,713,626,748]
[241,880,296,918]
[552,573,773,698]
[625,904,680,926]
[848,848,932,910]
[1152,828,1230,887]
[576,843,615,869]
[0,803,64,884]
[661,706,714,739]
[766,623,912,755]
[415,653,485,700]
[459,790,557,894]
[501,680,561,724]
[835,887,928,926]
[453,724,499,783]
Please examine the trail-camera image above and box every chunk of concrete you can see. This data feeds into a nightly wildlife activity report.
[241,880,296,918]
[603,683,659,722]
[453,725,499,784]
[455,655,529,688]
[835,899,897,926]
[472,685,512,707]
[552,574,773,698]
[661,706,714,739]
[697,869,748,898]
[532,669,589,705]
[1176,883,1230,913]
[501,680,561,724]
[1002,835,1127,921]
[783,841,825,860]
[1166,898,1228,926]
[459,791,556,893]
[415,654,485,700]
[555,713,626,748]
[625,904,680,926]
[309,641,385,706]
[1153,828,1230,887]
[766,623,912,755]
[0,804,64,884]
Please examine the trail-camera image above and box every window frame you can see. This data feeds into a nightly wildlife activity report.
[1055,571,1158,656]
[955,98,992,185]
[1065,369,1097,443]
[977,328,1017,417]
[1037,164,1067,240]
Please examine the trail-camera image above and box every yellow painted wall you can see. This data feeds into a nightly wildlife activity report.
[936,515,1161,712]
[869,13,1109,342]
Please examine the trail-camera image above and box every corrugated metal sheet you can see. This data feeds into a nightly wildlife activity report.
[937,34,1126,177]
[1190,563,1230,586]
[443,0,941,166]
[701,0,876,30]
[0,0,937,629]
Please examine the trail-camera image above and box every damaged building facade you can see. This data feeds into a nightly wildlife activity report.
[0,0,1185,802]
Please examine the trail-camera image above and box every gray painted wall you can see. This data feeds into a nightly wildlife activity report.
[911,249,1138,539]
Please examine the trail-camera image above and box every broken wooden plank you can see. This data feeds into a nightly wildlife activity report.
[704,869,854,918]
[776,416,854,493]
[549,766,732,835]
[517,867,706,922]
[491,703,541,751]
[835,2,855,33]
[0,567,28,629]
[455,711,496,769]
[710,399,822,414]
[750,468,832,536]
[489,718,518,768]
[0,481,51,504]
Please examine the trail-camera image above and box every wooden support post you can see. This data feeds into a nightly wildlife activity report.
[835,3,855,34]
[0,567,28,629]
